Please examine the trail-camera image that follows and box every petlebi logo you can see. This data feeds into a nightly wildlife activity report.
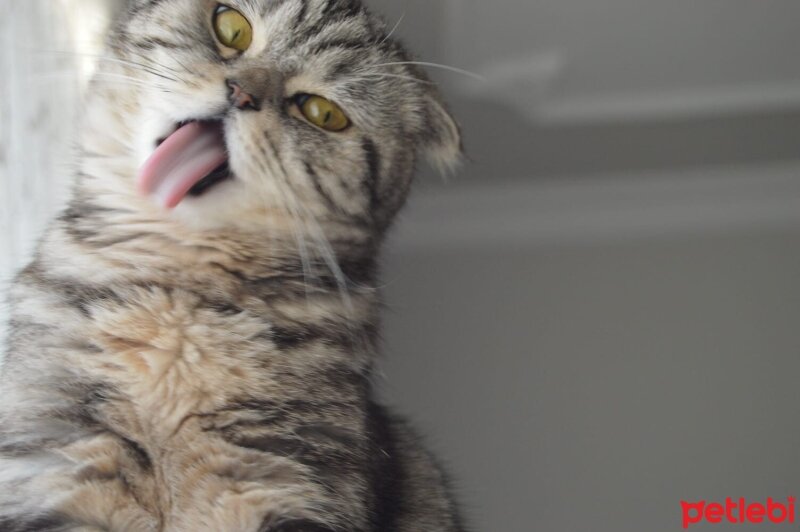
[681,497,796,529]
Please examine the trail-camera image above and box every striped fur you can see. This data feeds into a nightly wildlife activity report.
[0,0,464,530]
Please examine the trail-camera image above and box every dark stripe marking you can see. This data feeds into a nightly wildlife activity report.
[361,137,381,217]
[0,514,72,532]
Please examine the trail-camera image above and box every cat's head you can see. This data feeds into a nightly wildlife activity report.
[83,0,460,241]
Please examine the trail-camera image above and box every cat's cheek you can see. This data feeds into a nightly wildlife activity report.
[133,112,179,172]
[223,115,287,189]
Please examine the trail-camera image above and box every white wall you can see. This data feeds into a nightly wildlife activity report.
[0,1,115,330]
[2,1,71,284]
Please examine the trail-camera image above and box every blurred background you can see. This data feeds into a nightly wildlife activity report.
[3,1,800,530]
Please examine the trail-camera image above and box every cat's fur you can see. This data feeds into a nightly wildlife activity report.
[0,0,465,530]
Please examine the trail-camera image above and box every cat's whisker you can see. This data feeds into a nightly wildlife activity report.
[112,46,185,75]
[292,200,355,314]
[27,70,88,81]
[112,48,205,89]
[370,61,487,81]
[254,139,355,313]
[89,78,168,92]
[68,45,185,77]
[379,12,405,45]
[119,46,194,82]
[91,74,174,93]
[101,58,181,83]
[155,52,195,79]
[276,182,355,313]
[351,72,436,86]
[274,181,329,306]
[249,139,317,303]
[29,73,170,94]
[92,72,166,85]
[286,205,315,305]
[30,48,183,83]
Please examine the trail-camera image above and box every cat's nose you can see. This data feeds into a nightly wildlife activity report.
[226,79,261,111]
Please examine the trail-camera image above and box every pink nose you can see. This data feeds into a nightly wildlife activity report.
[226,80,260,111]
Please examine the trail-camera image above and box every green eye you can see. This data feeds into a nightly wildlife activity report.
[295,94,351,132]
[213,5,252,52]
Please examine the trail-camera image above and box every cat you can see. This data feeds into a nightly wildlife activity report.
[0,0,466,531]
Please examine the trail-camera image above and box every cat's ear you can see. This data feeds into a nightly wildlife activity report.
[423,96,463,174]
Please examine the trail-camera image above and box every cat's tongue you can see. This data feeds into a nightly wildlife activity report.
[137,121,228,209]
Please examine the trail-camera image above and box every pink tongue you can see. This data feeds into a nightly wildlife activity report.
[137,121,228,209]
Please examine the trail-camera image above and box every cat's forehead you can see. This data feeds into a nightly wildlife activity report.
[238,0,379,42]
[128,0,384,43]
[125,0,400,76]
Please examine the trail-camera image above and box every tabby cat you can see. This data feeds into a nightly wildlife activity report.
[0,0,465,530]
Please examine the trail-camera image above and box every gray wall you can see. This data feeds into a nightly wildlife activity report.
[367,1,800,530]
[370,0,800,182]
[382,190,800,530]
[382,231,800,531]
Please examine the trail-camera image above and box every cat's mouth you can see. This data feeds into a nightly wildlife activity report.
[137,119,232,209]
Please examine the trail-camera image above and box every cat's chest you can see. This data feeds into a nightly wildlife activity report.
[45,286,368,530]
[81,287,277,439]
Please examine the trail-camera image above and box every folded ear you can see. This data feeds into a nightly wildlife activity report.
[423,96,463,174]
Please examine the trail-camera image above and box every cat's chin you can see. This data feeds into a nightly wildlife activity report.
[167,179,258,231]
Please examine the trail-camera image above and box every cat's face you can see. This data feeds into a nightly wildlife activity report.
[90,0,460,238]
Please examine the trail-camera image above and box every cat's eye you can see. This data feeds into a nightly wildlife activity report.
[294,94,351,132]
[213,5,252,52]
